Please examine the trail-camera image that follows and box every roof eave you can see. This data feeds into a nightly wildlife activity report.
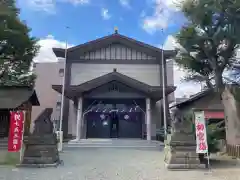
[52,84,176,101]
[164,50,177,59]
[52,48,65,58]
[171,89,213,109]
[31,90,40,106]
[52,85,76,100]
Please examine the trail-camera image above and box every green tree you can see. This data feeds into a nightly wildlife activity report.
[175,25,214,88]
[175,0,240,148]
[0,0,18,16]
[0,0,39,86]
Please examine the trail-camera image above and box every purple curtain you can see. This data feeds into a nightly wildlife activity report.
[86,112,142,122]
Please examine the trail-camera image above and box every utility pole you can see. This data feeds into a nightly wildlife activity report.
[161,28,168,138]
[59,26,69,152]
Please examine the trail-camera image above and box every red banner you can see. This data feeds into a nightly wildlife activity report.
[195,111,208,153]
[8,111,25,152]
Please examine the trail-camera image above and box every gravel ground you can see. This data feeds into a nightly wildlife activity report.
[0,146,240,180]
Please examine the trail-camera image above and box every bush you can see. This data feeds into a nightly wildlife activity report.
[183,110,225,154]
[206,121,225,153]
[0,151,20,165]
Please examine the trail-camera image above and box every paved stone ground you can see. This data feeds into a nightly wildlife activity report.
[1,146,240,180]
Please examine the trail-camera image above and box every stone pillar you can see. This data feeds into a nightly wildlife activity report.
[76,97,83,141]
[146,98,151,141]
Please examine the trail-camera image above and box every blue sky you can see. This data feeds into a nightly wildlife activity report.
[16,0,201,97]
[17,0,185,47]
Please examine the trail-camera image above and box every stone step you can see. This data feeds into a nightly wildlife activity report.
[0,138,8,149]
[0,144,8,149]
[66,139,164,148]
[22,157,58,165]
[65,145,161,148]
[0,138,8,143]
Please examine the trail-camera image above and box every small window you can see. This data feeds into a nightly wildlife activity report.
[56,102,61,110]
[108,83,119,92]
[59,68,64,77]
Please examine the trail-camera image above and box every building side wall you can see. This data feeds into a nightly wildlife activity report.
[70,61,174,90]
[31,62,64,130]
[165,60,174,103]
[71,63,161,86]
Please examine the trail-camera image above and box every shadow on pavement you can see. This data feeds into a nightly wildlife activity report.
[209,156,240,169]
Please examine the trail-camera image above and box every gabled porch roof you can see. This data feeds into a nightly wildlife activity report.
[52,70,176,101]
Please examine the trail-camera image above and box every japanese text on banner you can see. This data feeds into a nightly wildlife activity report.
[8,111,24,152]
[194,111,208,154]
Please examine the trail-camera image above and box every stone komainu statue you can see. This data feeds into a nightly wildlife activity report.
[170,107,193,134]
[33,108,54,135]
[21,108,62,167]
[170,107,184,133]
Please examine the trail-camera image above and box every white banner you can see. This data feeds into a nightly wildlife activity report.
[194,111,208,154]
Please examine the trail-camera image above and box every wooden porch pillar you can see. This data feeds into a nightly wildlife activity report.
[20,102,32,135]
[146,98,151,141]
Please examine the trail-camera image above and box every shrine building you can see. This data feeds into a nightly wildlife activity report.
[31,29,176,141]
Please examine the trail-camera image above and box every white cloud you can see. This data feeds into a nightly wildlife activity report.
[63,0,89,5]
[163,35,201,97]
[142,0,183,33]
[173,63,201,97]
[119,0,131,8]
[26,0,56,13]
[101,8,111,20]
[164,0,183,10]
[25,0,90,13]
[34,35,74,62]
[163,35,179,50]
[60,0,89,5]
[142,9,170,34]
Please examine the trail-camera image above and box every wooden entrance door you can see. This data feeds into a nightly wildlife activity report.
[118,112,143,138]
[86,112,111,138]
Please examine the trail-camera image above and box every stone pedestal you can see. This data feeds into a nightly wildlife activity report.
[164,133,205,169]
[18,134,60,167]
[17,108,62,167]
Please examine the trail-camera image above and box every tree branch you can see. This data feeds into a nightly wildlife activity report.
[0,69,5,79]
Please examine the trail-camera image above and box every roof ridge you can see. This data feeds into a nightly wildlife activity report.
[56,33,164,53]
